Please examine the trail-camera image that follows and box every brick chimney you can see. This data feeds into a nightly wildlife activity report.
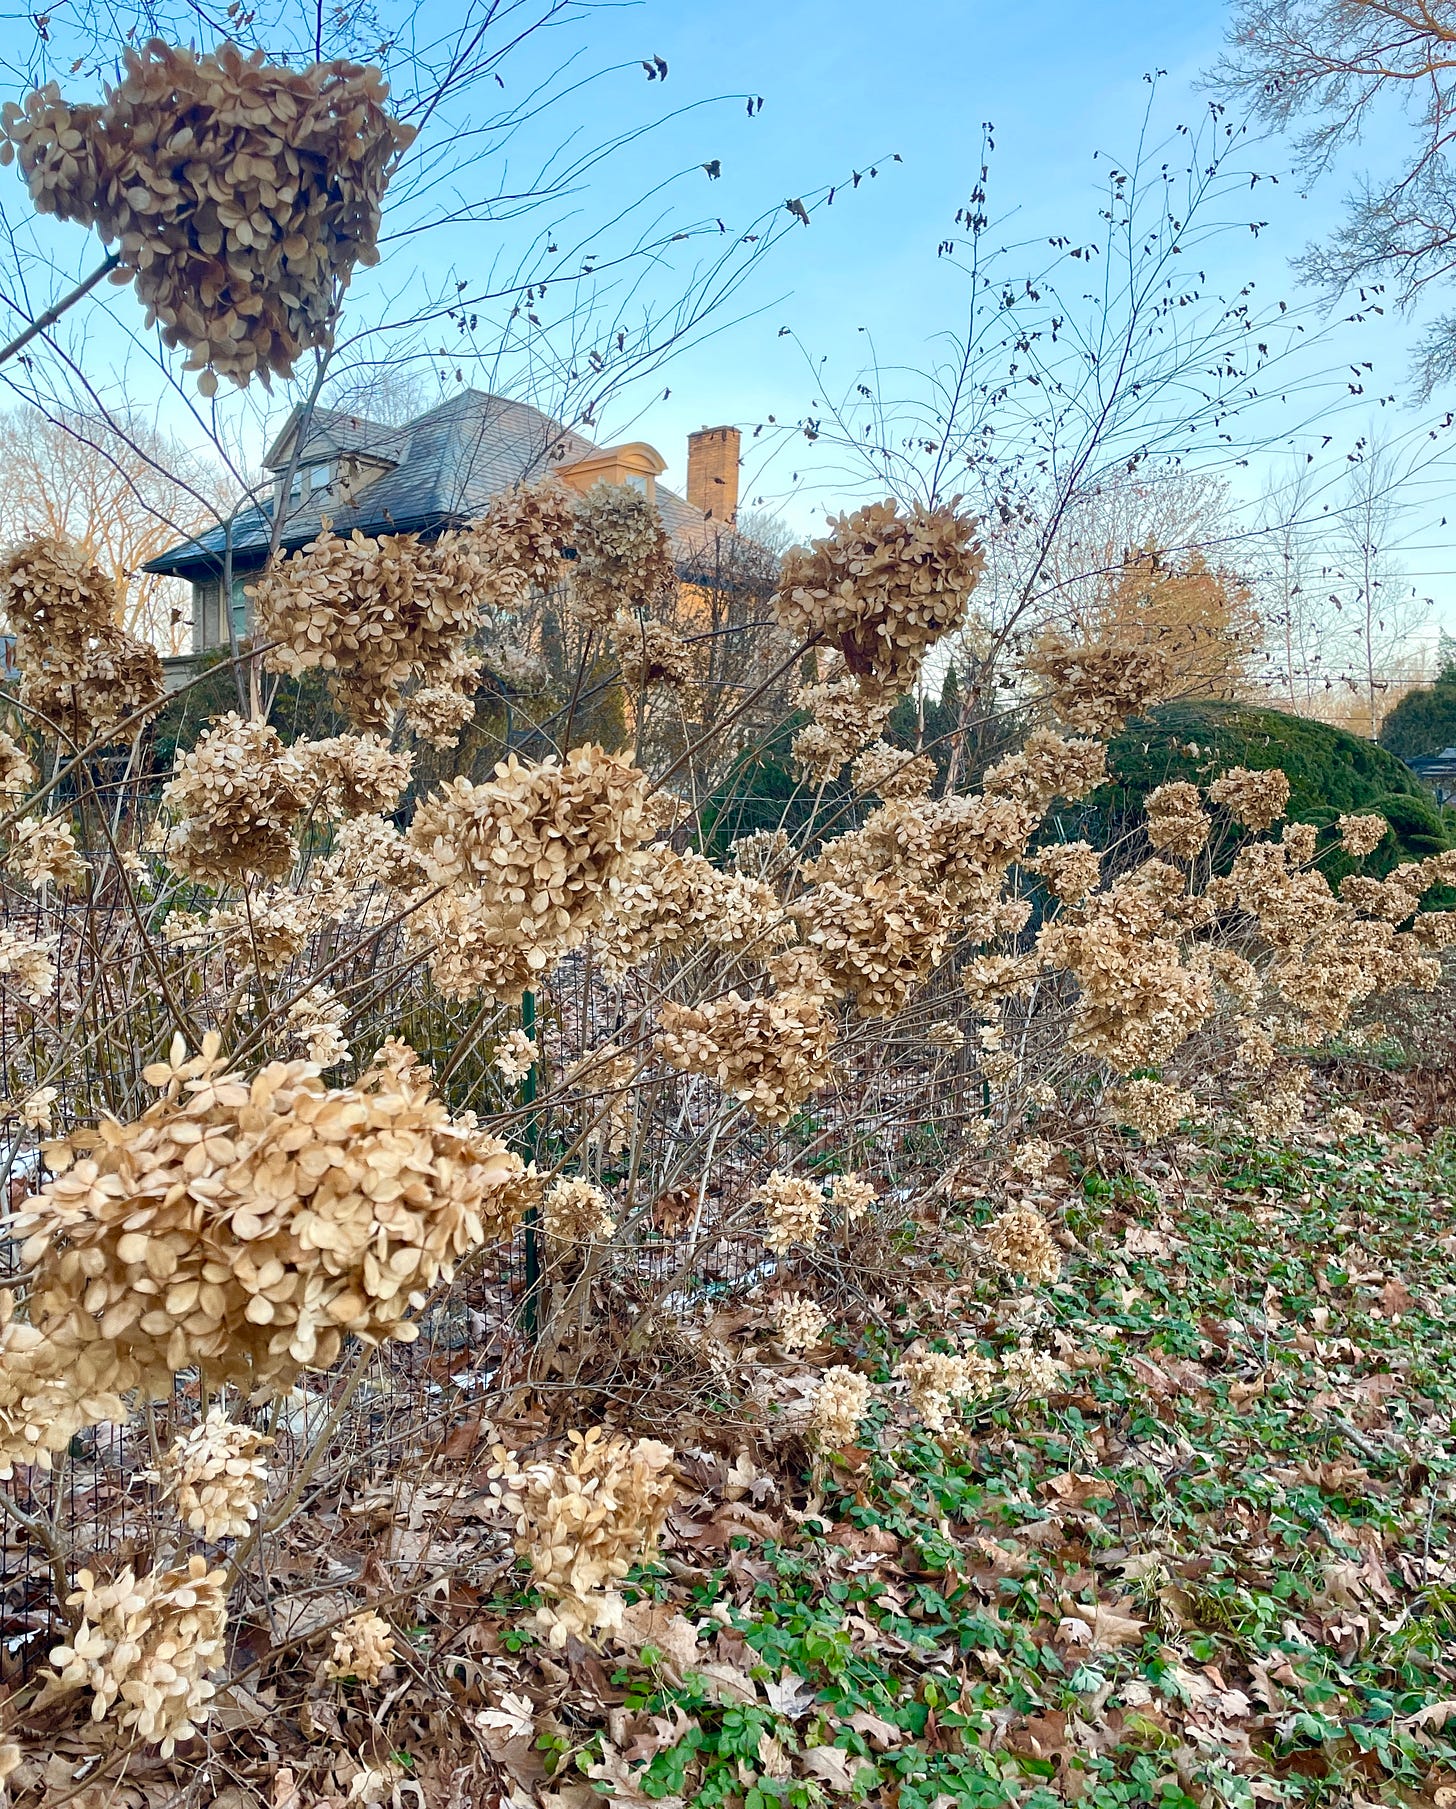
[686,425,740,522]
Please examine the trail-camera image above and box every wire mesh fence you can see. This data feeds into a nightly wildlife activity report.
[0,918,988,1680]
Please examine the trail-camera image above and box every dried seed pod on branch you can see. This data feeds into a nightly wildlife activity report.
[1,44,415,391]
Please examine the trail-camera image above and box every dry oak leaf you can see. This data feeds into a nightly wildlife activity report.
[1057,1596,1147,1651]
[800,1745,867,1793]
[616,1600,702,1673]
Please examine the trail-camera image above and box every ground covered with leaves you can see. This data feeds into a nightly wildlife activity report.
[14,1094,1456,1809]
[535,1117,1456,1809]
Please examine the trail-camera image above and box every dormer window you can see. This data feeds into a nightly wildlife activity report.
[287,463,332,505]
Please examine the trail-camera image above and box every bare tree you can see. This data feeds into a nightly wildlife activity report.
[1212,1,1456,393]
[1249,456,1332,711]
[760,102,1357,754]
[1328,436,1432,736]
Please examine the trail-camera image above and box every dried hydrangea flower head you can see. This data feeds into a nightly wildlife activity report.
[1207,765,1290,832]
[3,1036,537,1459]
[1001,1344,1063,1400]
[569,483,677,625]
[1008,1138,1058,1183]
[853,739,937,802]
[656,972,836,1127]
[1113,1078,1196,1141]
[0,536,163,745]
[494,1027,537,1087]
[593,844,726,981]
[413,742,648,913]
[9,814,88,893]
[798,873,957,1017]
[0,729,34,796]
[543,1176,617,1251]
[773,499,982,695]
[44,1556,228,1754]
[252,525,485,732]
[20,1086,57,1134]
[773,1293,828,1352]
[470,478,575,609]
[754,1171,825,1251]
[1247,1063,1309,1141]
[307,735,412,816]
[826,1172,876,1224]
[810,1366,873,1445]
[1028,840,1101,902]
[1338,813,1388,859]
[2,45,414,390]
[1028,637,1171,738]
[159,714,311,883]
[156,1409,270,1540]
[985,1200,1061,1285]
[1145,781,1210,861]
[327,1611,396,1685]
[286,984,350,1068]
[611,613,693,688]
[897,1346,995,1431]
[495,1428,677,1646]
[0,1286,131,1477]
[209,889,314,980]
[926,1019,966,1052]
[793,671,896,781]
[981,730,1108,810]
[1037,861,1215,1071]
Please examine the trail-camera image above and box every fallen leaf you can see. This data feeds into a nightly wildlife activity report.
[763,1671,819,1718]
[801,1745,863,1793]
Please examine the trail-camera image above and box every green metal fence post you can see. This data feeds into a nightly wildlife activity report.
[520,989,541,1341]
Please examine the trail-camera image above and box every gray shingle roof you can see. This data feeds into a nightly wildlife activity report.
[145,389,745,578]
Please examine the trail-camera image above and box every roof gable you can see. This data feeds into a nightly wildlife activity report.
[146,388,759,579]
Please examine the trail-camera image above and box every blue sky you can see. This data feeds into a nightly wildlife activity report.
[3,0,1454,648]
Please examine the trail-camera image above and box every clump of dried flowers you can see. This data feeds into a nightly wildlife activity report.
[494,1428,677,1645]
[773,500,982,697]
[810,1366,873,1445]
[155,1409,270,1540]
[0,537,163,744]
[42,1556,228,1754]
[2,45,414,390]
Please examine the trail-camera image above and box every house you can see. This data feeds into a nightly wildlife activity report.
[1409,747,1456,806]
[144,389,751,664]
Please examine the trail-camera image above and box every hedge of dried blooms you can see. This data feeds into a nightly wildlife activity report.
[0,441,1453,1772]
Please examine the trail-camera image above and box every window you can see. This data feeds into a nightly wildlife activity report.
[229,574,250,639]
[624,472,648,495]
